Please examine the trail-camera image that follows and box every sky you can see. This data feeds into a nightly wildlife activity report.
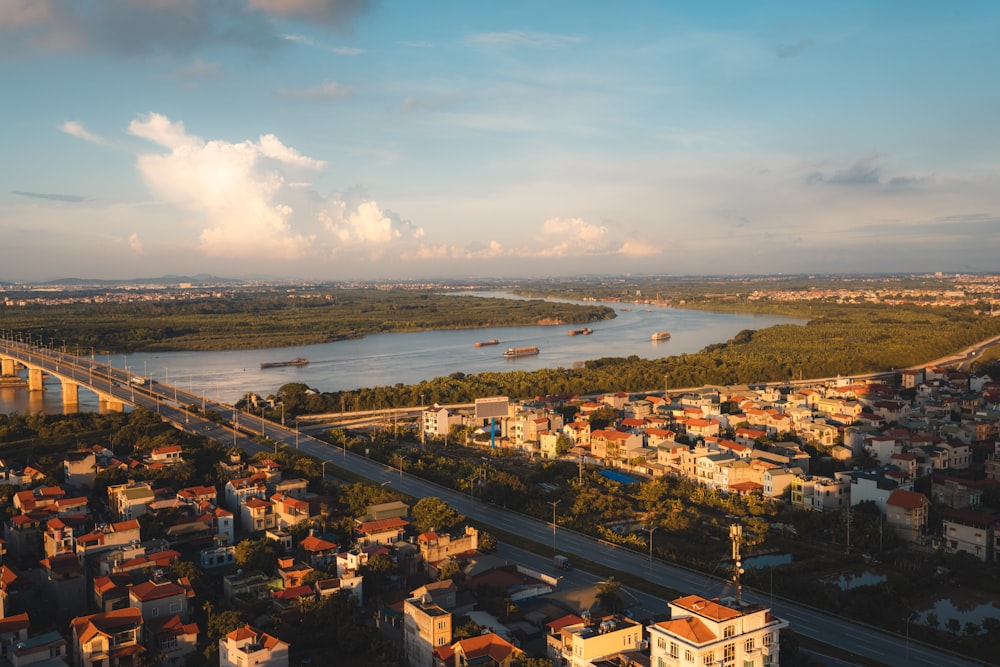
[2,1,999,282]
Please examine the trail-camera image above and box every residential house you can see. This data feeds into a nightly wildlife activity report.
[8,630,67,667]
[64,450,97,489]
[418,527,479,567]
[790,476,850,512]
[886,489,930,543]
[550,613,644,667]
[147,614,199,666]
[219,625,289,667]
[0,612,29,662]
[107,483,154,521]
[648,594,787,667]
[240,498,276,533]
[223,474,268,513]
[404,596,452,667]
[357,517,409,546]
[432,632,523,667]
[299,534,338,570]
[941,510,997,562]
[128,577,193,623]
[69,607,144,667]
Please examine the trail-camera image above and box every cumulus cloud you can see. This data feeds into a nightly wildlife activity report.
[320,198,424,254]
[403,241,505,260]
[275,81,354,100]
[59,120,104,144]
[0,0,371,58]
[466,31,585,49]
[127,112,318,259]
[124,112,423,263]
[129,232,144,255]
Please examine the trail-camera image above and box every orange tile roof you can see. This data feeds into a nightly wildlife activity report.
[656,616,716,644]
[672,595,742,621]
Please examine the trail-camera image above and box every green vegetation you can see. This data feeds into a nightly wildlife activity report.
[2,288,615,352]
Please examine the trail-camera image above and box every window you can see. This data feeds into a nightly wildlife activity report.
[151,608,159,617]
[658,638,667,650]
[744,661,754,667]
[437,621,446,629]
[159,637,178,651]
[703,652,715,665]
[658,659,666,667]
[169,602,181,613]
[762,632,773,646]
[670,641,679,658]
[724,643,735,664]
[437,637,447,646]
[723,625,735,638]
[745,638,755,652]
[685,649,694,662]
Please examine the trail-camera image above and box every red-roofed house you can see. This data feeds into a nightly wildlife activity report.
[70,607,144,667]
[129,577,194,622]
[148,614,199,665]
[887,489,930,543]
[433,632,523,667]
[219,625,289,667]
[356,516,409,546]
[649,595,787,667]
[299,534,338,569]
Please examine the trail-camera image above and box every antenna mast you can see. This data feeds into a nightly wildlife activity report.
[730,523,743,605]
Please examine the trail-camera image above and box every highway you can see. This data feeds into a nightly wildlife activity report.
[0,338,994,666]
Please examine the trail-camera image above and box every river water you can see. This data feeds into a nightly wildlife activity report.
[1,295,804,412]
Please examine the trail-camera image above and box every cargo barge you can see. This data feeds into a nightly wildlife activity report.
[651,332,671,341]
[475,339,500,347]
[503,346,540,358]
[260,357,309,369]
[567,328,593,336]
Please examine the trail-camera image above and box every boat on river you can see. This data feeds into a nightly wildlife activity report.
[651,331,671,341]
[475,339,500,347]
[567,328,593,336]
[503,346,540,358]
[260,357,309,369]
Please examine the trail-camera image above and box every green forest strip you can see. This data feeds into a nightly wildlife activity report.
[0,289,615,352]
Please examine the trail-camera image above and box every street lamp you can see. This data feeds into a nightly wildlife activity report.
[321,460,331,479]
[905,611,917,665]
[549,500,561,555]
[648,525,658,575]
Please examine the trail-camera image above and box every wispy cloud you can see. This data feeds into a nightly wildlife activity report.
[281,33,363,55]
[165,59,223,80]
[775,38,813,59]
[11,190,85,203]
[808,152,882,186]
[402,40,433,48]
[400,94,460,113]
[466,31,585,49]
[275,81,354,100]
[58,120,104,144]
[0,1,372,58]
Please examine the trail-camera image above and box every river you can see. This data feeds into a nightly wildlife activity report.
[0,295,805,412]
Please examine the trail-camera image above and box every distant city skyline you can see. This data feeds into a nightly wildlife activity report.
[2,1,999,281]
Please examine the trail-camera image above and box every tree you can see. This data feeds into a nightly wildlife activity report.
[478,531,498,553]
[412,496,464,533]
[233,538,278,575]
[596,579,624,613]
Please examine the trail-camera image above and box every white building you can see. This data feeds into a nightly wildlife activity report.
[649,594,788,667]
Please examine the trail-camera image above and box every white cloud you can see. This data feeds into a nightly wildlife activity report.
[129,232,144,255]
[127,112,316,260]
[533,217,613,257]
[321,199,424,254]
[58,120,104,144]
[258,134,326,169]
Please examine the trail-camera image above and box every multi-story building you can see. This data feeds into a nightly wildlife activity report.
[69,607,144,667]
[107,482,155,521]
[941,509,996,562]
[886,489,930,543]
[404,596,452,667]
[550,613,644,666]
[649,594,788,667]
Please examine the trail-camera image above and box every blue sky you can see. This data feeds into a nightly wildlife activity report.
[2,1,998,281]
